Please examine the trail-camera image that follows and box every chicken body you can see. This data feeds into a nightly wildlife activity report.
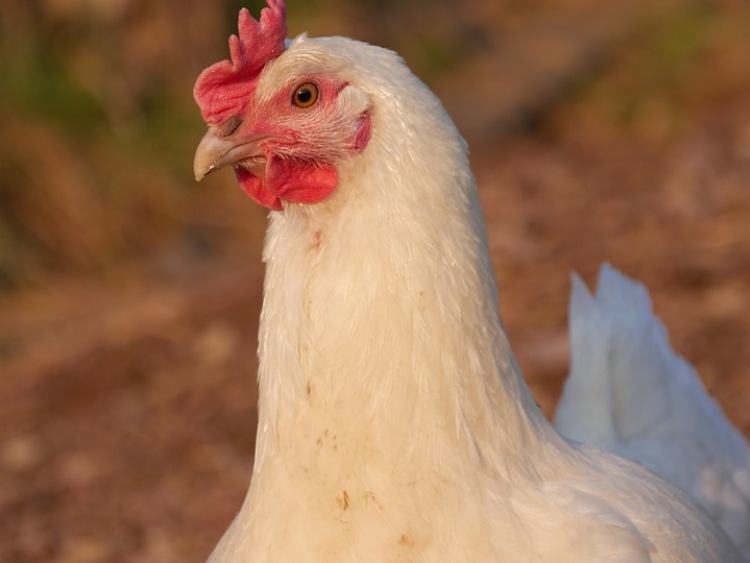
[194,4,742,562]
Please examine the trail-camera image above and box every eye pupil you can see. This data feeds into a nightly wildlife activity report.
[293,82,319,108]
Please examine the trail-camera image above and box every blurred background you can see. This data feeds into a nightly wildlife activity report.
[1,0,749,560]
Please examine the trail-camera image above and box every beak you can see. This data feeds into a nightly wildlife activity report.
[193,126,268,182]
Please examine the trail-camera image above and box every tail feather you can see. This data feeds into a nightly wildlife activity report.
[555,263,750,555]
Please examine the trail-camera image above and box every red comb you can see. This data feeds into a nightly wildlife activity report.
[194,0,287,124]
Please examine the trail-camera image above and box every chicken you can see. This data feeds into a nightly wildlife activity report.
[192,1,742,561]
[555,264,750,557]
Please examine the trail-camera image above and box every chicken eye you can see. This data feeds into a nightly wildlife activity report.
[292,82,319,108]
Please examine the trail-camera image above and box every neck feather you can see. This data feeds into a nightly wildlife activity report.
[252,79,554,477]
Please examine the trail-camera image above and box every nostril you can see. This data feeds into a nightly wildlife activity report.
[220,116,243,137]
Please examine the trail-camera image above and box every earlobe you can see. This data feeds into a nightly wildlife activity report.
[335,85,371,152]
[353,113,372,153]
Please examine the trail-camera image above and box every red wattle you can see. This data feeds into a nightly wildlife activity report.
[234,157,338,210]
[266,156,338,205]
[235,167,282,210]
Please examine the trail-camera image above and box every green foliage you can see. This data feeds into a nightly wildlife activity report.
[0,53,107,138]
[569,4,716,133]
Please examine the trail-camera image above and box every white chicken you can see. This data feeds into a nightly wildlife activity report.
[556,264,750,557]
[192,1,743,561]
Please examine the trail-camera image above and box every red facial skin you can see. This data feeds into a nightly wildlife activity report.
[194,4,372,210]
[227,76,372,211]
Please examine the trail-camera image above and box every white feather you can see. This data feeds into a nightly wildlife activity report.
[556,263,750,557]
[207,35,742,562]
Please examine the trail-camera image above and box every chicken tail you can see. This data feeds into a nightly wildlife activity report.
[554,263,750,555]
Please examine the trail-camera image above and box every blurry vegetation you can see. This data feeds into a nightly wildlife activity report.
[560,2,750,143]
[0,0,514,291]
[0,0,747,291]
[0,0,225,289]
[593,5,714,123]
